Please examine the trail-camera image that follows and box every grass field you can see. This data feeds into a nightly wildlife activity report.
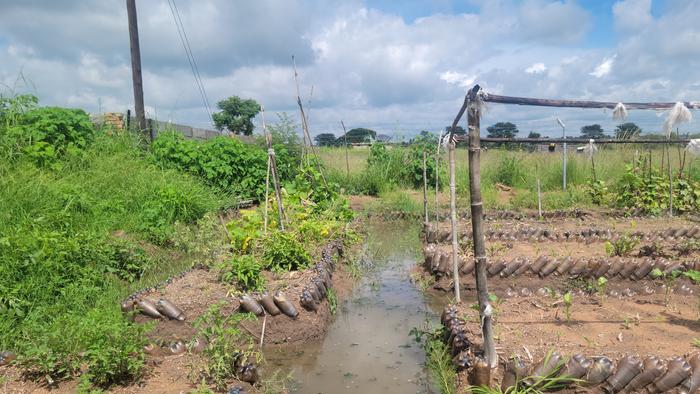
[320,144,700,211]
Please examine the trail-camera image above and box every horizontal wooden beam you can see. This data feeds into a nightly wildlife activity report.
[481,91,700,110]
[456,136,691,144]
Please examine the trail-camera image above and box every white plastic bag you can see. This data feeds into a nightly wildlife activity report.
[686,139,700,156]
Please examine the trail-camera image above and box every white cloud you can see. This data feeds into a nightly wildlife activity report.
[439,71,475,88]
[590,55,616,78]
[525,63,547,74]
[613,0,653,31]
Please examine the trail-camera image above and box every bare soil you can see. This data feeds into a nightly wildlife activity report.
[421,212,700,392]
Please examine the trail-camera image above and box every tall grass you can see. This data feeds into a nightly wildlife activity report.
[0,131,229,385]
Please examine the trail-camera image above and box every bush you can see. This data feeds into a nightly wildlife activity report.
[218,255,266,291]
[4,106,94,166]
[151,131,270,200]
[262,231,311,272]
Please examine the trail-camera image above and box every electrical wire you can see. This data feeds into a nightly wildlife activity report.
[166,0,213,127]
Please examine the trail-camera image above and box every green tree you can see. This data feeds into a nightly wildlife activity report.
[487,122,519,138]
[212,96,260,135]
[444,125,466,135]
[615,122,642,139]
[527,131,541,138]
[580,124,607,139]
[339,128,377,144]
[314,133,337,146]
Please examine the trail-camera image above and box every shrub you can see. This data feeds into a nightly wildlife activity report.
[218,255,266,291]
[5,106,94,166]
[262,231,311,272]
[151,131,270,200]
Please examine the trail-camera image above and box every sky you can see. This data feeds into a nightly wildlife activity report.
[1,0,700,139]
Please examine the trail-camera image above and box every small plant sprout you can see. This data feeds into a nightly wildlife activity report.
[692,338,700,349]
[651,268,682,307]
[596,277,608,306]
[683,269,700,318]
[563,291,573,322]
[604,235,638,257]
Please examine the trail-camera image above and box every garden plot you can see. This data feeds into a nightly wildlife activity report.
[419,210,700,392]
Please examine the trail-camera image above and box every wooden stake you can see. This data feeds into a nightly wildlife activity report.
[261,106,286,231]
[423,149,429,224]
[537,178,542,219]
[435,134,442,222]
[341,120,350,178]
[667,143,673,217]
[263,154,271,234]
[448,141,460,304]
[466,86,497,369]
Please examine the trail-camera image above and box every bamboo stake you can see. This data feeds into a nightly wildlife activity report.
[263,154,271,234]
[537,178,542,219]
[435,133,442,222]
[292,56,327,186]
[423,149,429,224]
[667,142,673,217]
[466,86,497,369]
[341,120,350,178]
[261,106,286,231]
[448,141,460,303]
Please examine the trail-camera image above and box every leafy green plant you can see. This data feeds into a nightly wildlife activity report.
[193,303,256,391]
[651,268,682,306]
[562,291,573,322]
[327,288,337,315]
[683,270,700,318]
[596,277,608,306]
[103,238,151,282]
[3,106,95,166]
[217,255,266,291]
[605,235,638,257]
[410,323,456,394]
[586,179,609,205]
[262,231,311,272]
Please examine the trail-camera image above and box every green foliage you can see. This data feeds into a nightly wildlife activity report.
[211,96,260,135]
[492,155,526,187]
[651,268,683,306]
[3,105,94,166]
[562,291,573,322]
[410,324,456,394]
[218,255,266,291]
[327,288,337,315]
[0,130,225,387]
[615,122,641,139]
[586,179,609,205]
[262,231,311,272]
[604,235,638,257]
[580,124,607,139]
[315,133,337,147]
[487,122,519,138]
[615,163,700,214]
[193,303,256,391]
[261,113,302,180]
[596,277,608,305]
[151,131,270,200]
[341,127,377,143]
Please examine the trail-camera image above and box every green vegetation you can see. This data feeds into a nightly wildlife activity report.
[410,324,456,394]
[212,96,260,135]
[0,95,229,387]
[562,291,573,322]
[217,255,266,291]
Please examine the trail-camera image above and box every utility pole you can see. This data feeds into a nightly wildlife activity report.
[126,0,149,140]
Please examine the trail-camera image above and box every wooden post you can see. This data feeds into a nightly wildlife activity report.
[263,154,271,234]
[667,142,673,217]
[423,149,429,224]
[126,0,149,140]
[261,106,286,231]
[466,85,497,369]
[341,120,350,178]
[537,178,542,219]
[435,136,442,222]
[448,141,460,303]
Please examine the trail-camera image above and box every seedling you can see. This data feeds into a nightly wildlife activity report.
[692,338,700,348]
[605,235,638,257]
[596,277,608,306]
[683,269,700,318]
[562,291,573,322]
[651,268,682,307]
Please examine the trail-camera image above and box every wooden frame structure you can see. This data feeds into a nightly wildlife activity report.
[449,84,698,370]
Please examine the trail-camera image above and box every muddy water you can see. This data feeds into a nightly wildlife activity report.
[264,220,447,393]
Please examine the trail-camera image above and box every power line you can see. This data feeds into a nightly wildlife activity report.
[166,0,213,127]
